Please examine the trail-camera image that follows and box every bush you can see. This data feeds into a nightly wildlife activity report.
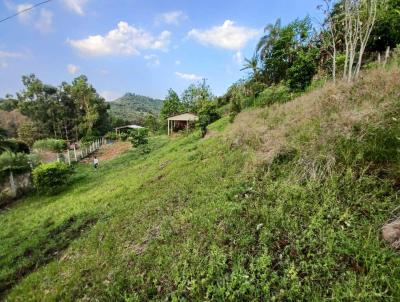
[0,151,31,182]
[198,102,220,137]
[104,131,118,140]
[7,139,30,154]
[255,84,292,107]
[80,135,99,146]
[287,49,317,91]
[32,162,73,194]
[129,128,149,147]
[33,139,67,153]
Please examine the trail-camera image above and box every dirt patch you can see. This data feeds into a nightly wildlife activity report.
[82,141,131,163]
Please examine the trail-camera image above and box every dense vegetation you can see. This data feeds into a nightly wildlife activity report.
[108,93,163,125]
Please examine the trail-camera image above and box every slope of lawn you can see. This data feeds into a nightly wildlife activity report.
[1,64,400,301]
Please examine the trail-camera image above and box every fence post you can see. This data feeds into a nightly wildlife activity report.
[73,146,77,162]
[67,149,71,165]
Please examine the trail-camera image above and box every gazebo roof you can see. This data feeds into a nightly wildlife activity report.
[115,124,144,130]
[167,113,198,121]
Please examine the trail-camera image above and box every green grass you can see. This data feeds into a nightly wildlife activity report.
[1,66,400,301]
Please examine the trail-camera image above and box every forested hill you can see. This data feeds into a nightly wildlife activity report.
[108,93,163,124]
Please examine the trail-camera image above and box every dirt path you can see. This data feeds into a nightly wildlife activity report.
[82,141,131,163]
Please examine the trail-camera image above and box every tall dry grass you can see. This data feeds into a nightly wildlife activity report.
[228,65,400,170]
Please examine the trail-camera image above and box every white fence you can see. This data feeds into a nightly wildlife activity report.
[60,138,106,165]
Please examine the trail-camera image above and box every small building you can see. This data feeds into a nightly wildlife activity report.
[115,124,144,135]
[167,113,198,135]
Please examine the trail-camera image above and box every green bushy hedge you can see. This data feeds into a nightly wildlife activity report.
[32,162,73,194]
[32,139,67,153]
[129,128,149,147]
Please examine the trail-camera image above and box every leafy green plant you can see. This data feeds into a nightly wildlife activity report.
[33,139,67,153]
[0,151,31,183]
[104,131,118,141]
[129,128,149,147]
[32,162,73,194]
[255,84,292,107]
[198,102,220,137]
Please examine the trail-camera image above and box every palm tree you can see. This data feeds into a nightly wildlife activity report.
[256,19,282,61]
[241,55,261,82]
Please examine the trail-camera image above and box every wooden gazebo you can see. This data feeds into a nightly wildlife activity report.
[167,113,198,135]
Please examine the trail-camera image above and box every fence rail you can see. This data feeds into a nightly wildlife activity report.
[60,137,106,165]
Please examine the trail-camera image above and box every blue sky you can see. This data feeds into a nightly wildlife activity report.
[0,0,321,100]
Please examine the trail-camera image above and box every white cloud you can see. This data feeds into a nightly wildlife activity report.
[67,64,79,75]
[100,90,122,102]
[0,50,24,59]
[63,0,88,15]
[188,20,259,50]
[16,3,33,23]
[0,62,8,69]
[156,11,188,25]
[175,72,202,81]
[5,2,53,33]
[144,54,160,67]
[233,51,243,65]
[175,60,181,65]
[35,9,53,33]
[68,21,171,57]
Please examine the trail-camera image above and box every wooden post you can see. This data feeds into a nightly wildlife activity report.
[187,120,189,132]
[167,119,170,135]
[384,46,390,67]
[73,146,77,162]
[67,149,71,165]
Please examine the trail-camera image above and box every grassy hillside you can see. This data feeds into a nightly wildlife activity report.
[1,65,400,301]
[108,93,163,123]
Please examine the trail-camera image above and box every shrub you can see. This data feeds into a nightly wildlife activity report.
[198,102,220,137]
[0,151,31,183]
[129,128,149,147]
[287,49,318,91]
[255,84,291,107]
[33,139,67,153]
[32,162,73,194]
[7,139,30,154]
[80,135,99,146]
[104,131,118,140]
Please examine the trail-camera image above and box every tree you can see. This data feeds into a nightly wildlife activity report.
[367,0,400,52]
[17,121,45,147]
[181,80,214,113]
[144,114,160,133]
[319,0,342,82]
[287,49,318,91]
[241,55,261,82]
[256,17,318,90]
[198,102,220,137]
[342,0,382,82]
[160,89,183,120]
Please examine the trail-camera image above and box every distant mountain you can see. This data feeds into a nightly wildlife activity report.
[108,93,163,123]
